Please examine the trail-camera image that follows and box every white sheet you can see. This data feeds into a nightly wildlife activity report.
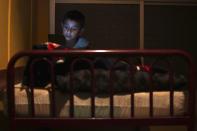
[4,83,187,118]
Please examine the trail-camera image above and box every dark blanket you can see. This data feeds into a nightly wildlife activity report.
[56,69,187,93]
[22,53,187,93]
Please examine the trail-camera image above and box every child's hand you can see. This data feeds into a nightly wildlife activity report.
[44,42,61,50]
[44,42,67,63]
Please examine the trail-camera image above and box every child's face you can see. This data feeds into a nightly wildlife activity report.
[62,19,82,42]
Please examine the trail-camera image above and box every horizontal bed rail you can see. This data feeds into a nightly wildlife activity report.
[6,49,196,130]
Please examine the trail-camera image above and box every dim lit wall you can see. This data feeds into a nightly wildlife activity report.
[0,0,50,70]
[0,0,32,69]
[32,0,49,44]
[10,0,32,66]
[0,0,9,70]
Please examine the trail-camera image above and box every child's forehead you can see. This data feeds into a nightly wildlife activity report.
[63,19,80,27]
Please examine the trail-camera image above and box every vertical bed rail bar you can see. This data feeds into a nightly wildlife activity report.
[109,66,114,118]
[90,63,95,118]
[87,59,96,118]
[29,62,36,117]
[149,57,155,117]
[130,63,135,117]
[7,56,16,121]
[109,58,133,118]
[121,59,135,118]
[149,73,153,117]
[69,63,74,118]
[49,61,56,117]
[130,90,135,117]
[150,57,176,117]
[70,58,95,117]
[169,61,174,116]
[29,58,57,117]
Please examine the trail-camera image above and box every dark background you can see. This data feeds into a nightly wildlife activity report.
[55,4,139,49]
[55,4,197,71]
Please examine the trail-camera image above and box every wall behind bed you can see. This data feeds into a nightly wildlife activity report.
[53,3,197,59]
[0,0,49,69]
[0,0,9,70]
[55,4,139,49]
[0,0,32,70]
[144,5,197,62]
[53,2,197,75]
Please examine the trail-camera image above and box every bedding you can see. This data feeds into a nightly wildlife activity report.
[22,56,187,93]
[56,68,187,93]
[6,83,187,118]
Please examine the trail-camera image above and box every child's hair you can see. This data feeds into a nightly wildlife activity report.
[62,10,85,29]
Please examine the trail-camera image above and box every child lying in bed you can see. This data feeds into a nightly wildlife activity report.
[22,10,90,87]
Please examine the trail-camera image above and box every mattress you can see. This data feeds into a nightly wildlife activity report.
[4,83,187,118]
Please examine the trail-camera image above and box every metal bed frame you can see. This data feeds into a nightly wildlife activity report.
[6,49,195,131]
